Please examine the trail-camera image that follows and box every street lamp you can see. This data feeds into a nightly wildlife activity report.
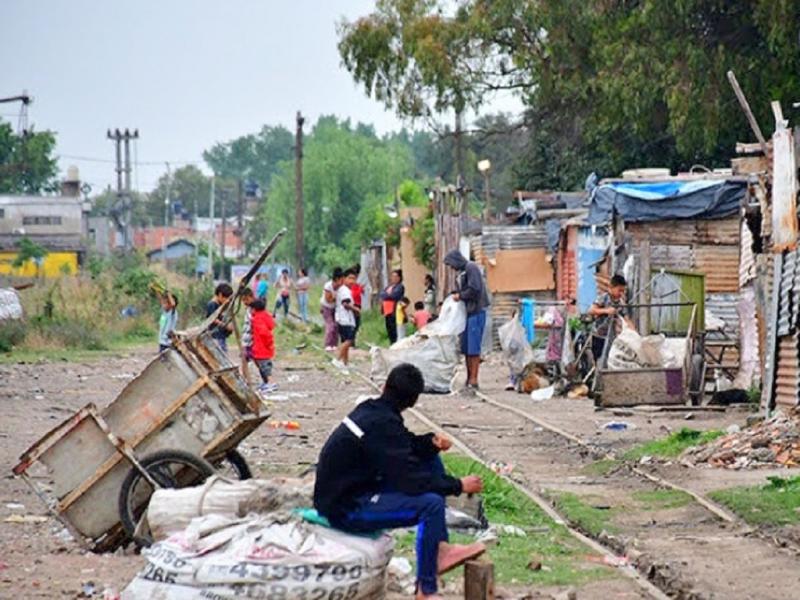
[477,159,492,221]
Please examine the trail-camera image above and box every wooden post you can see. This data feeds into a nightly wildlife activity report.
[295,111,305,267]
[726,70,769,156]
[464,560,494,600]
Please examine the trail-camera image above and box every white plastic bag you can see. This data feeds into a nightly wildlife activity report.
[371,297,466,393]
[122,514,393,600]
[498,316,535,377]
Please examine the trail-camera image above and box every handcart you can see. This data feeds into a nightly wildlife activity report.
[12,230,287,551]
[594,302,705,407]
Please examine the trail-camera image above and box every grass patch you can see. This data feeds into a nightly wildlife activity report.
[549,492,618,537]
[390,454,618,587]
[709,476,800,527]
[581,459,622,477]
[632,489,692,510]
[622,428,724,461]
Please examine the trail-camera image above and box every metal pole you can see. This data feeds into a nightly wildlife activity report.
[295,111,305,267]
[208,176,215,280]
[162,162,172,262]
[220,189,227,272]
[483,171,491,222]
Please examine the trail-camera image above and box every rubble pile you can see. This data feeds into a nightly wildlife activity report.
[683,409,800,469]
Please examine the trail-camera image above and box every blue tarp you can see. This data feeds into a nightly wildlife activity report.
[587,179,746,225]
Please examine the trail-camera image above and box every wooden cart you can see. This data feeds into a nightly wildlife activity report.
[12,230,286,551]
[594,302,705,407]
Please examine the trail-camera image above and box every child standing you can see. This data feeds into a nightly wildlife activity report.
[295,268,311,323]
[250,299,277,393]
[332,277,359,371]
[273,269,293,318]
[206,283,234,353]
[412,301,431,330]
[395,297,410,341]
[157,291,178,353]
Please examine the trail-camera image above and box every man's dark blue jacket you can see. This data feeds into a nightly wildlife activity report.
[313,396,463,525]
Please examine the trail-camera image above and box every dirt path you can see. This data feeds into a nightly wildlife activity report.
[2,343,798,599]
[408,363,800,600]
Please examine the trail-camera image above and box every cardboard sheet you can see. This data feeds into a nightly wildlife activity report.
[486,248,555,293]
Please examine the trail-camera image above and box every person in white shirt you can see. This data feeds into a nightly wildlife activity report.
[332,274,359,370]
[320,268,343,351]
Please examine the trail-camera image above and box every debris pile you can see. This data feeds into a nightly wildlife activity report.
[683,409,800,469]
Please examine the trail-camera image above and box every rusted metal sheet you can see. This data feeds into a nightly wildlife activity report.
[774,334,799,408]
[649,244,693,269]
[627,217,740,246]
[556,226,577,305]
[706,293,741,336]
[770,112,798,251]
[694,245,740,292]
[480,225,548,257]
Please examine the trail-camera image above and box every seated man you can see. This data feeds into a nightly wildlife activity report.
[313,363,485,600]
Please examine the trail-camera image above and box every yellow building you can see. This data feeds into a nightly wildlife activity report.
[0,251,79,278]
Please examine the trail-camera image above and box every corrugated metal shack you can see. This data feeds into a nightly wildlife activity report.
[471,192,587,345]
[587,174,753,389]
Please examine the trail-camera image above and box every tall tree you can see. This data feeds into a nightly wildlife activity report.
[0,120,58,194]
[340,0,800,190]
[146,165,213,223]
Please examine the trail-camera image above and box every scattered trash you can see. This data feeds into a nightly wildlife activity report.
[110,373,134,380]
[476,527,499,546]
[286,374,300,383]
[567,384,589,399]
[268,420,301,431]
[527,556,543,571]
[4,514,48,524]
[530,385,555,401]
[602,421,633,431]
[726,424,741,435]
[684,412,695,420]
[388,556,413,577]
[683,408,800,469]
[5,502,25,511]
[497,524,527,537]
[34,395,45,401]
[602,554,630,567]
[81,581,96,597]
[445,507,483,530]
[639,455,653,465]
[101,588,120,600]
[489,461,514,476]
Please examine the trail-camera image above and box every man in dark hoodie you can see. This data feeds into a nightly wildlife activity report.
[444,249,490,392]
[314,363,485,600]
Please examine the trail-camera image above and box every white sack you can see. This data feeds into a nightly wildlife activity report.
[147,476,312,542]
[371,297,466,393]
[122,514,393,600]
[0,289,23,321]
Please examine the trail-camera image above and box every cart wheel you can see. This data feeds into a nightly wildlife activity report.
[118,449,215,543]
[221,449,252,480]
[688,354,706,406]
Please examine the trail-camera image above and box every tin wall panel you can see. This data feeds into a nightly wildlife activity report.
[627,217,740,246]
[649,244,693,270]
[775,334,799,408]
[706,293,741,336]
[694,245,740,292]
[480,225,548,258]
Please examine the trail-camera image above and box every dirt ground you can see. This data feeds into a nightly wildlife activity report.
[1,343,798,599]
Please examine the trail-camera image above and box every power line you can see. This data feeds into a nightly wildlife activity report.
[57,153,202,166]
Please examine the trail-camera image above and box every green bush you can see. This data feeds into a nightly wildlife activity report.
[0,320,27,352]
[45,319,107,350]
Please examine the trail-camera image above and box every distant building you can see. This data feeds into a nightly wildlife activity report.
[146,238,196,262]
[0,194,90,277]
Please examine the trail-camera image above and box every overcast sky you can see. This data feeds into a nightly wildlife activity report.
[1,1,521,194]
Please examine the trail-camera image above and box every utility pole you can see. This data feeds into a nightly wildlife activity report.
[454,109,465,189]
[295,111,305,268]
[237,179,244,236]
[208,176,215,279]
[107,128,139,250]
[220,188,227,275]
[162,162,172,262]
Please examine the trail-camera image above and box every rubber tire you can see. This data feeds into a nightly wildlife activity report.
[223,449,252,480]
[118,449,216,541]
[688,354,705,406]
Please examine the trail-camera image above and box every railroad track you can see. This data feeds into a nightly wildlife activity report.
[296,346,670,599]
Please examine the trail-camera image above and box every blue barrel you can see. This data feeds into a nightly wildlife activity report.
[520,298,536,343]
